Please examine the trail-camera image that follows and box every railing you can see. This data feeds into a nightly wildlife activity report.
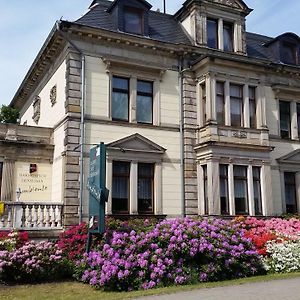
[0,202,63,230]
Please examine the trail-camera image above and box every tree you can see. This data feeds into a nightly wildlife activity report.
[0,105,20,124]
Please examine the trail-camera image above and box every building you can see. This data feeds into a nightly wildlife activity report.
[2,0,300,231]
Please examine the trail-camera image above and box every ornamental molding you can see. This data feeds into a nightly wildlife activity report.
[50,85,57,106]
[211,0,241,9]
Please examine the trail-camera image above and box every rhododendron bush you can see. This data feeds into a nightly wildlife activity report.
[75,218,264,291]
[0,230,28,251]
[0,241,72,283]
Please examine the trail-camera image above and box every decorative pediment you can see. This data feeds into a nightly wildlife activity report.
[107,133,166,154]
[210,0,252,14]
[277,149,300,165]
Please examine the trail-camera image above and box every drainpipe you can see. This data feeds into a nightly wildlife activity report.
[56,21,86,224]
[179,56,186,218]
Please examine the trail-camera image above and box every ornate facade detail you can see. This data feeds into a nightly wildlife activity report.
[212,0,240,9]
[50,85,57,106]
[32,95,41,124]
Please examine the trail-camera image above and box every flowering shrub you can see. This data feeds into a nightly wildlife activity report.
[0,241,72,283]
[0,230,29,251]
[236,217,300,256]
[57,223,88,260]
[75,218,264,291]
[263,239,300,273]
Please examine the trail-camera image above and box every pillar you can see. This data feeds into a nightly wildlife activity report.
[1,159,15,202]
[228,163,235,215]
[130,162,138,214]
[154,163,163,215]
[106,160,113,214]
[225,81,231,126]
[247,164,255,216]
[218,18,224,51]
[243,84,250,128]
[291,101,298,140]
[261,164,273,216]
[207,160,220,215]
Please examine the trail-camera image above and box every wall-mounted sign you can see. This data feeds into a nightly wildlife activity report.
[14,162,52,202]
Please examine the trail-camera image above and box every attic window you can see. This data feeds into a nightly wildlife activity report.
[281,42,297,65]
[124,7,143,35]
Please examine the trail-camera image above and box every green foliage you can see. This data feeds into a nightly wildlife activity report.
[0,105,20,124]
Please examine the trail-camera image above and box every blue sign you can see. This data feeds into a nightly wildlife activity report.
[87,143,109,252]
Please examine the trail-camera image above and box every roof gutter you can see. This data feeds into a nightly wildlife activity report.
[56,20,86,224]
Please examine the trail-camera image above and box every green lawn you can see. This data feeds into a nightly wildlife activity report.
[1,273,300,300]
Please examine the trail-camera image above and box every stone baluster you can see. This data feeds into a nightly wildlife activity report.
[7,207,12,228]
[55,205,62,228]
[0,215,4,228]
[26,205,32,228]
[21,205,26,228]
[50,206,55,228]
[38,205,44,228]
[44,206,50,228]
[32,205,38,228]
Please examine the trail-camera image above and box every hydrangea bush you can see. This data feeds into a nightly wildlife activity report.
[263,239,300,273]
[0,241,72,283]
[75,218,264,291]
[0,230,29,251]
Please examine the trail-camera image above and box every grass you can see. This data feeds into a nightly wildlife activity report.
[1,273,300,300]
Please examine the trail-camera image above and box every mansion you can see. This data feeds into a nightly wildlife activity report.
[1,0,300,231]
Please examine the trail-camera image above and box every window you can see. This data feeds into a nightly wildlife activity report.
[253,167,263,215]
[112,76,129,121]
[234,166,248,215]
[0,162,3,197]
[202,165,208,214]
[219,165,229,215]
[297,103,300,138]
[281,42,297,65]
[138,163,154,214]
[284,172,298,214]
[112,162,130,214]
[279,101,291,139]
[216,82,225,125]
[249,86,256,129]
[124,7,143,35]
[137,80,153,124]
[230,84,243,127]
[223,22,233,52]
[207,19,218,49]
[200,83,207,126]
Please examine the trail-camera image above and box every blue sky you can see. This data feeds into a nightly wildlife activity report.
[1,0,300,106]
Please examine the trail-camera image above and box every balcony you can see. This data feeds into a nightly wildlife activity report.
[197,124,270,148]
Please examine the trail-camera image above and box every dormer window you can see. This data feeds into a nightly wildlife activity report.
[223,22,233,52]
[124,7,143,35]
[281,42,297,65]
[207,18,218,49]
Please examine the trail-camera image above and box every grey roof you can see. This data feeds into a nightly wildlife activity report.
[246,32,274,61]
[75,0,192,45]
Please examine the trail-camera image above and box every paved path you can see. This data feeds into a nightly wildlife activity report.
[135,277,300,300]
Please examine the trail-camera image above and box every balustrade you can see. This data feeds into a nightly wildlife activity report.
[0,202,63,230]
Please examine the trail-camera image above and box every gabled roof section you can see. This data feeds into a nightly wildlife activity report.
[76,0,192,45]
[264,32,300,47]
[277,149,300,165]
[211,0,252,13]
[107,133,166,154]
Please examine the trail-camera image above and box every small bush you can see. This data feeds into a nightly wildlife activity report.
[57,223,88,260]
[0,230,29,251]
[0,241,73,283]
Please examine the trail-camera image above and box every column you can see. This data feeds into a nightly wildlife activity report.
[154,163,163,215]
[106,160,113,214]
[228,163,235,215]
[197,163,205,215]
[243,84,250,128]
[261,164,273,216]
[130,77,137,123]
[291,101,298,140]
[225,81,231,126]
[259,86,267,128]
[207,160,220,215]
[247,164,255,216]
[234,21,243,53]
[153,79,160,126]
[218,18,224,51]
[206,74,217,124]
[130,162,138,214]
[1,159,15,202]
